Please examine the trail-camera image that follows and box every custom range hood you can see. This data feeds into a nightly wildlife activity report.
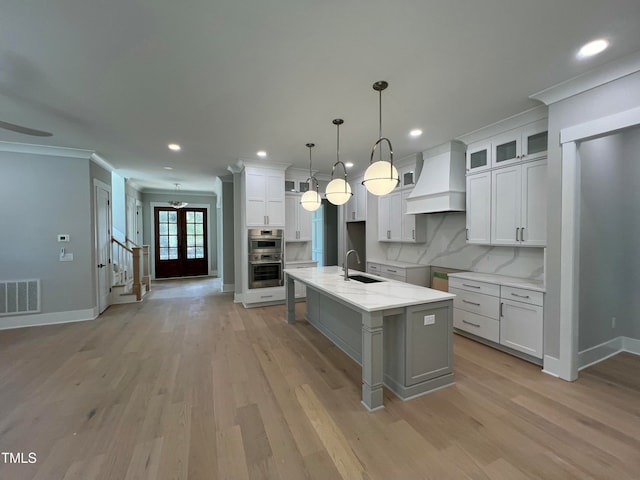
[406,140,466,214]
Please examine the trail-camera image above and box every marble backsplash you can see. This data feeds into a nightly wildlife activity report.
[285,242,312,262]
[383,213,544,280]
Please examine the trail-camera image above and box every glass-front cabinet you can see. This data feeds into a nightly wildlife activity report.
[491,119,548,168]
[466,141,491,173]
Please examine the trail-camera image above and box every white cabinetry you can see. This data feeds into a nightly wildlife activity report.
[463,114,548,247]
[285,194,312,242]
[366,261,429,286]
[450,275,543,360]
[465,171,491,244]
[245,166,285,227]
[491,159,546,246]
[346,173,367,222]
[377,154,426,243]
[499,286,543,358]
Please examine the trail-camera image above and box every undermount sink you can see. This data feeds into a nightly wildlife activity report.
[348,274,384,284]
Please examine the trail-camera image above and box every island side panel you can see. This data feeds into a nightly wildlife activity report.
[285,273,296,324]
[361,310,384,411]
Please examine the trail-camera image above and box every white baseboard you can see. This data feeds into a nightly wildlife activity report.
[623,337,640,356]
[0,307,99,330]
[222,283,235,293]
[576,336,640,370]
[542,355,561,378]
[233,293,243,303]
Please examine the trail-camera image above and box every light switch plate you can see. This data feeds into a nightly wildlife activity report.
[423,314,435,326]
[60,253,74,262]
[57,234,70,242]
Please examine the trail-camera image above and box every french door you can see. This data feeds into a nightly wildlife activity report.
[154,207,208,278]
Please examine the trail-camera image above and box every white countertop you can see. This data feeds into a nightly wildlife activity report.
[366,259,429,269]
[284,266,455,312]
[448,272,545,292]
[284,260,318,266]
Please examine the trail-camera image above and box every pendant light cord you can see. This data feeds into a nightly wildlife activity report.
[378,89,383,161]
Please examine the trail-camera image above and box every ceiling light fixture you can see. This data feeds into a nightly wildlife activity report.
[325,119,352,206]
[300,143,322,212]
[577,38,609,58]
[363,81,399,196]
[409,129,423,137]
[168,183,188,209]
[257,150,267,157]
[164,166,173,170]
[345,162,354,168]
[168,143,181,151]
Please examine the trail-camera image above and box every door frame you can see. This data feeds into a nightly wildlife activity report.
[93,179,112,313]
[556,105,640,381]
[150,202,213,279]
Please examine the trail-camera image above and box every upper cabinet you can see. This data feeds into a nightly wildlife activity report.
[285,193,312,242]
[377,154,426,243]
[461,109,548,248]
[245,165,286,227]
[346,173,367,222]
[492,119,548,168]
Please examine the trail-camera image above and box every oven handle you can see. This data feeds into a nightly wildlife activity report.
[249,261,283,265]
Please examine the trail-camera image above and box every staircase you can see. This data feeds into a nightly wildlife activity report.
[111,237,151,304]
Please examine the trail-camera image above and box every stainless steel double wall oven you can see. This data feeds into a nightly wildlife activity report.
[248,229,283,289]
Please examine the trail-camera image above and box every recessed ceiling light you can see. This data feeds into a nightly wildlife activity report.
[257,150,267,158]
[168,143,181,151]
[577,39,609,58]
[164,166,173,170]
[345,162,354,168]
[409,129,423,138]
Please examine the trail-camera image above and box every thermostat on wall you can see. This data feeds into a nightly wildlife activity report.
[57,234,70,242]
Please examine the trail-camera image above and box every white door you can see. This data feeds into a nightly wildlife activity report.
[388,191,402,242]
[500,299,543,358]
[378,195,391,241]
[297,201,313,241]
[284,195,298,241]
[95,184,111,314]
[520,159,547,246]
[136,203,144,246]
[126,195,136,244]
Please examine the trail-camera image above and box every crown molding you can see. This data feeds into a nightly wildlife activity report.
[0,141,94,159]
[235,158,290,171]
[142,189,215,197]
[456,105,548,145]
[530,50,640,106]
[90,152,116,172]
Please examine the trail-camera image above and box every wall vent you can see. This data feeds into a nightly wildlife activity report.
[0,280,41,316]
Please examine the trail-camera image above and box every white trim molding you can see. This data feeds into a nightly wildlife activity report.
[90,152,115,172]
[531,50,640,105]
[558,106,640,382]
[542,355,561,378]
[579,336,640,370]
[0,307,99,330]
[0,141,94,158]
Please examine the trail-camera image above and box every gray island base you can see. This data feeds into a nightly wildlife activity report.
[284,266,456,411]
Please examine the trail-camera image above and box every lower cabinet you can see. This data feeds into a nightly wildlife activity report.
[450,276,543,361]
[366,262,429,286]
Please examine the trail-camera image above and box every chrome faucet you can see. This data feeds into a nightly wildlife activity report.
[344,249,361,281]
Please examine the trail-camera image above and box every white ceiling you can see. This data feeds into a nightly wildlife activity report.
[2,0,640,192]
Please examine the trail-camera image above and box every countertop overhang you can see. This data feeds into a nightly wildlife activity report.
[448,271,545,292]
[283,266,455,312]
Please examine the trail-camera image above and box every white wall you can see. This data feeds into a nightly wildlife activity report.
[0,152,97,319]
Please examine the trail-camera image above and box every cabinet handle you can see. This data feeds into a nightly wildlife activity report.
[412,229,415,240]
[516,227,520,241]
[511,292,530,299]
[500,302,504,317]
[387,269,397,273]
[462,283,481,289]
[462,299,481,306]
[267,215,269,225]
[387,230,390,239]
[466,228,469,241]
[520,227,525,242]
[462,319,481,328]
[352,212,355,220]
[260,295,274,299]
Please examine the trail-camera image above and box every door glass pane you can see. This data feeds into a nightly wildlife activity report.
[195,224,203,234]
[285,180,295,192]
[169,211,177,223]
[496,141,517,163]
[527,131,548,155]
[470,150,487,169]
[187,247,196,259]
[159,223,168,235]
[195,212,203,222]
[195,235,203,247]
[169,236,178,247]
[299,182,309,193]
[169,224,177,235]
[187,223,194,235]
[403,171,414,186]
[160,236,168,247]
[159,211,168,222]
[160,247,169,260]
[187,235,195,247]
[169,247,178,259]
[186,211,194,222]
[196,247,204,258]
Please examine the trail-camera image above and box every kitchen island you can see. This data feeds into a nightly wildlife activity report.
[284,266,456,411]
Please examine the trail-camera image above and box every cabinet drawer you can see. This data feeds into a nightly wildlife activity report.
[450,288,499,319]
[453,309,499,343]
[501,286,543,306]
[382,265,406,278]
[449,277,500,297]
[243,288,285,304]
[367,263,381,275]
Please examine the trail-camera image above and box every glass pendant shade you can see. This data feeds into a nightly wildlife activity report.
[300,189,322,211]
[325,178,352,205]
[363,160,399,196]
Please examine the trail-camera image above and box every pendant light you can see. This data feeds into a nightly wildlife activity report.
[325,118,352,205]
[300,143,322,212]
[168,183,188,209]
[363,81,399,196]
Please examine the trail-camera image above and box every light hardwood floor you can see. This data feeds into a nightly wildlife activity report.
[1,278,639,479]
